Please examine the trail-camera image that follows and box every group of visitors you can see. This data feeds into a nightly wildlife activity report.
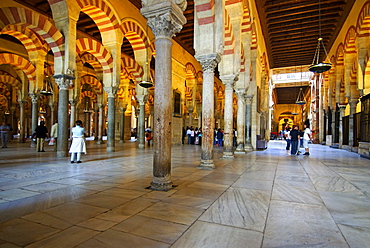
[185,126,202,145]
[283,124,311,156]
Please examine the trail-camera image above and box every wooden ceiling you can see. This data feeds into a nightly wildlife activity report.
[255,0,356,69]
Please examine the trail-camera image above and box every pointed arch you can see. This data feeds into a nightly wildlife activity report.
[185,62,197,80]
[76,38,113,74]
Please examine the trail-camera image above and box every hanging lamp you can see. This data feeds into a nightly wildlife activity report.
[309,0,331,73]
[139,22,153,88]
[40,75,53,96]
[295,88,306,105]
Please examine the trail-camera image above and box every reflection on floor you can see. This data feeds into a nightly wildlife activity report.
[0,140,369,247]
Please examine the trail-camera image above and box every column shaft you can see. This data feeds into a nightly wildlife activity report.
[235,90,245,153]
[57,89,69,157]
[221,78,235,158]
[138,103,145,149]
[245,95,253,151]
[30,94,39,147]
[106,96,115,152]
[97,104,104,144]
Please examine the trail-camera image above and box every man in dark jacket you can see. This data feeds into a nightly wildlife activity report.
[35,121,49,152]
[290,125,300,155]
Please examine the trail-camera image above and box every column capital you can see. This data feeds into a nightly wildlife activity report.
[137,94,148,105]
[104,87,118,98]
[29,93,40,103]
[245,94,253,105]
[235,88,246,99]
[141,1,186,39]
[220,75,237,90]
[54,72,75,90]
[195,53,221,73]
[18,100,27,106]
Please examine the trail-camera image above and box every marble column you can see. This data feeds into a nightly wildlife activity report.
[97,103,104,144]
[141,2,186,190]
[137,95,147,149]
[54,73,75,157]
[29,93,39,147]
[220,76,236,159]
[119,106,126,143]
[196,53,221,169]
[235,89,245,153]
[188,106,194,127]
[244,95,253,151]
[104,87,117,152]
[338,105,347,148]
[94,106,99,140]
[332,109,336,143]
[18,100,26,143]
[348,99,358,148]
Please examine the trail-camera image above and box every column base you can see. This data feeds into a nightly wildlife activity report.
[138,144,145,149]
[57,151,68,157]
[96,140,104,144]
[222,151,235,159]
[119,140,125,143]
[197,160,215,170]
[106,147,115,152]
[244,144,253,152]
[150,177,173,191]
[235,144,245,154]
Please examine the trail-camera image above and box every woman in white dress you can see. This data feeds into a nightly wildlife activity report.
[69,120,86,163]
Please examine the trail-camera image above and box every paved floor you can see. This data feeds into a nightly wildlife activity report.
[0,139,369,247]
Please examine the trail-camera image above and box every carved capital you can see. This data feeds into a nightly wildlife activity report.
[69,99,78,106]
[104,87,118,98]
[220,75,237,90]
[18,100,27,107]
[195,53,221,73]
[53,73,75,90]
[141,1,186,39]
[235,89,246,99]
[245,94,253,105]
[29,93,39,103]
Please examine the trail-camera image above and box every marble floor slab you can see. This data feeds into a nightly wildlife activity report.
[0,140,369,247]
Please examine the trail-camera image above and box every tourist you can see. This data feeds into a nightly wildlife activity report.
[35,121,49,152]
[69,120,86,163]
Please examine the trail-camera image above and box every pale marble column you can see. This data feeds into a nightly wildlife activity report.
[97,103,104,144]
[54,73,75,157]
[18,100,26,143]
[338,105,347,148]
[119,107,126,143]
[29,93,39,147]
[244,95,253,151]
[142,2,186,191]
[331,109,336,143]
[94,106,99,140]
[348,99,358,148]
[235,89,245,153]
[104,87,117,152]
[137,95,147,149]
[220,76,236,159]
[196,53,221,169]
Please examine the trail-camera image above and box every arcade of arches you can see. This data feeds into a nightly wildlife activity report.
[1,0,370,191]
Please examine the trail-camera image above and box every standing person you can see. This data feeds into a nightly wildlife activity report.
[69,120,86,163]
[285,127,292,155]
[50,121,58,152]
[303,124,312,156]
[232,128,237,147]
[146,129,152,147]
[216,128,224,147]
[0,122,9,148]
[186,126,191,144]
[190,128,195,144]
[290,125,300,155]
[35,121,49,152]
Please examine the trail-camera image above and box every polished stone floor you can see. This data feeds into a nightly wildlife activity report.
[0,139,369,247]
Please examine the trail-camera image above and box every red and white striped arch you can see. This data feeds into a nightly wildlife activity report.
[0,74,22,89]
[336,44,345,66]
[117,87,125,100]
[122,21,147,53]
[76,38,113,74]
[75,0,120,41]
[0,7,64,58]
[240,46,245,73]
[185,86,192,102]
[195,0,215,26]
[0,53,36,84]
[241,7,251,34]
[121,55,143,82]
[357,2,370,36]
[185,62,197,80]
[80,53,103,74]
[0,95,8,109]
[0,83,11,99]
[223,9,234,55]
[0,25,47,56]
[80,75,103,95]
[80,90,97,102]
[344,26,357,54]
